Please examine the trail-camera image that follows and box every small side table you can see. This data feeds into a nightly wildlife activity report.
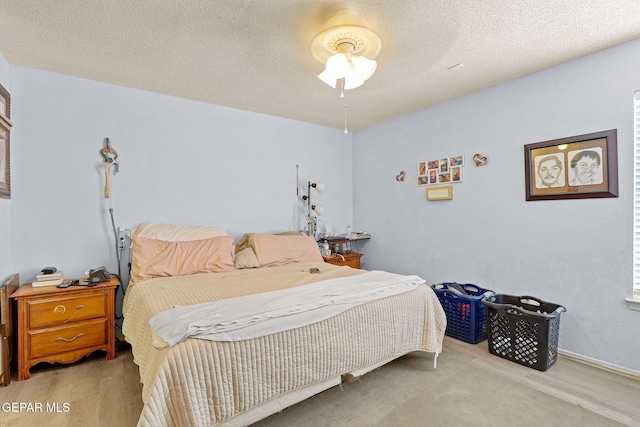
[323,253,363,269]
[11,276,119,380]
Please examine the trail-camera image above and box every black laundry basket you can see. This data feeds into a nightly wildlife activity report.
[481,294,565,371]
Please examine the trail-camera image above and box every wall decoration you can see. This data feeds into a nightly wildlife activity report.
[451,166,462,182]
[473,154,488,166]
[449,156,464,167]
[417,155,464,186]
[396,170,406,181]
[426,185,453,200]
[524,129,618,201]
[0,83,12,199]
[439,158,449,172]
[429,169,438,184]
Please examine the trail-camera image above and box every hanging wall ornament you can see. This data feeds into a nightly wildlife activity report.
[473,154,488,166]
[101,138,119,198]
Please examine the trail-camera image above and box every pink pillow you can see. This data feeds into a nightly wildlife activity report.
[249,234,323,267]
[131,235,235,283]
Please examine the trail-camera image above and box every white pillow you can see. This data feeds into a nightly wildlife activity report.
[133,222,227,242]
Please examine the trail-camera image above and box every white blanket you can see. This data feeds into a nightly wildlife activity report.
[149,270,425,345]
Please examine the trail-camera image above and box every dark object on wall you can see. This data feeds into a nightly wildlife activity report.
[0,83,12,199]
[524,129,618,201]
[482,294,565,371]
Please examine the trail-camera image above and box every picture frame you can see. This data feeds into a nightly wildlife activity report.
[451,166,462,183]
[449,156,464,167]
[524,129,617,201]
[0,83,12,199]
[418,155,464,186]
[426,185,453,200]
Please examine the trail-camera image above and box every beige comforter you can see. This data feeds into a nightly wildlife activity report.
[123,262,446,426]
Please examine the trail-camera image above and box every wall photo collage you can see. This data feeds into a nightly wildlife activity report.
[417,155,464,186]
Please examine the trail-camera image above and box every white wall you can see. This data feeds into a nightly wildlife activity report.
[0,52,11,277]
[8,66,353,285]
[353,38,640,374]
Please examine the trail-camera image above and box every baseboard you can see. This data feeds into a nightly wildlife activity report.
[558,349,640,379]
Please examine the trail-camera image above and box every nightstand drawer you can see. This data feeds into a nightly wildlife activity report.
[27,294,105,328]
[29,319,107,358]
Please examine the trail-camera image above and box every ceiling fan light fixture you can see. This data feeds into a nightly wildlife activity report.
[343,75,364,91]
[350,55,377,81]
[318,42,377,90]
[317,53,350,88]
[311,9,381,91]
[317,68,338,88]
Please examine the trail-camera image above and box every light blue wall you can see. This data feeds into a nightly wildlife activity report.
[0,52,10,277]
[8,66,353,285]
[4,37,640,375]
[353,38,640,374]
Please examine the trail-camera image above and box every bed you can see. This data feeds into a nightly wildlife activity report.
[122,223,446,426]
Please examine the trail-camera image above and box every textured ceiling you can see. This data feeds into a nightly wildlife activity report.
[1,1,640,131]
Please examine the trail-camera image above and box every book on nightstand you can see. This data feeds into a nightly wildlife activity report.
[35,271,63,281]
[33,272,64,287]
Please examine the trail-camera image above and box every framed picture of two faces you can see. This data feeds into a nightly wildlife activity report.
[524,129,618,201]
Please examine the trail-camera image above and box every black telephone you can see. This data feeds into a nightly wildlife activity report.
[88,266,110,283]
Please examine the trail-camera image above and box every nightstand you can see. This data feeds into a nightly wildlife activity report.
[11,276,119,380]
[323,253,363,269]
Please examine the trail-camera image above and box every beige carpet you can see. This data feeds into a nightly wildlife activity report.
[254,337,640,427]
[2,336,639,426]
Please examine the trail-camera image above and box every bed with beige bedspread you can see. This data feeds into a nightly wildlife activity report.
[122,223,446,427]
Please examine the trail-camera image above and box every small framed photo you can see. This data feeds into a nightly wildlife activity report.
[0,83,12,200]
[417,175,428,186]
[426,185,453,200]
[428,169,438,184]
[418,161,426,175]
[439,158,448,173]
[451,166,462,183]
[449,155,464,167]
[524,129,618,201]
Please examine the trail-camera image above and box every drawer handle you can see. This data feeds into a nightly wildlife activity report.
[56,333,84,342]
[76,305,84,309]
